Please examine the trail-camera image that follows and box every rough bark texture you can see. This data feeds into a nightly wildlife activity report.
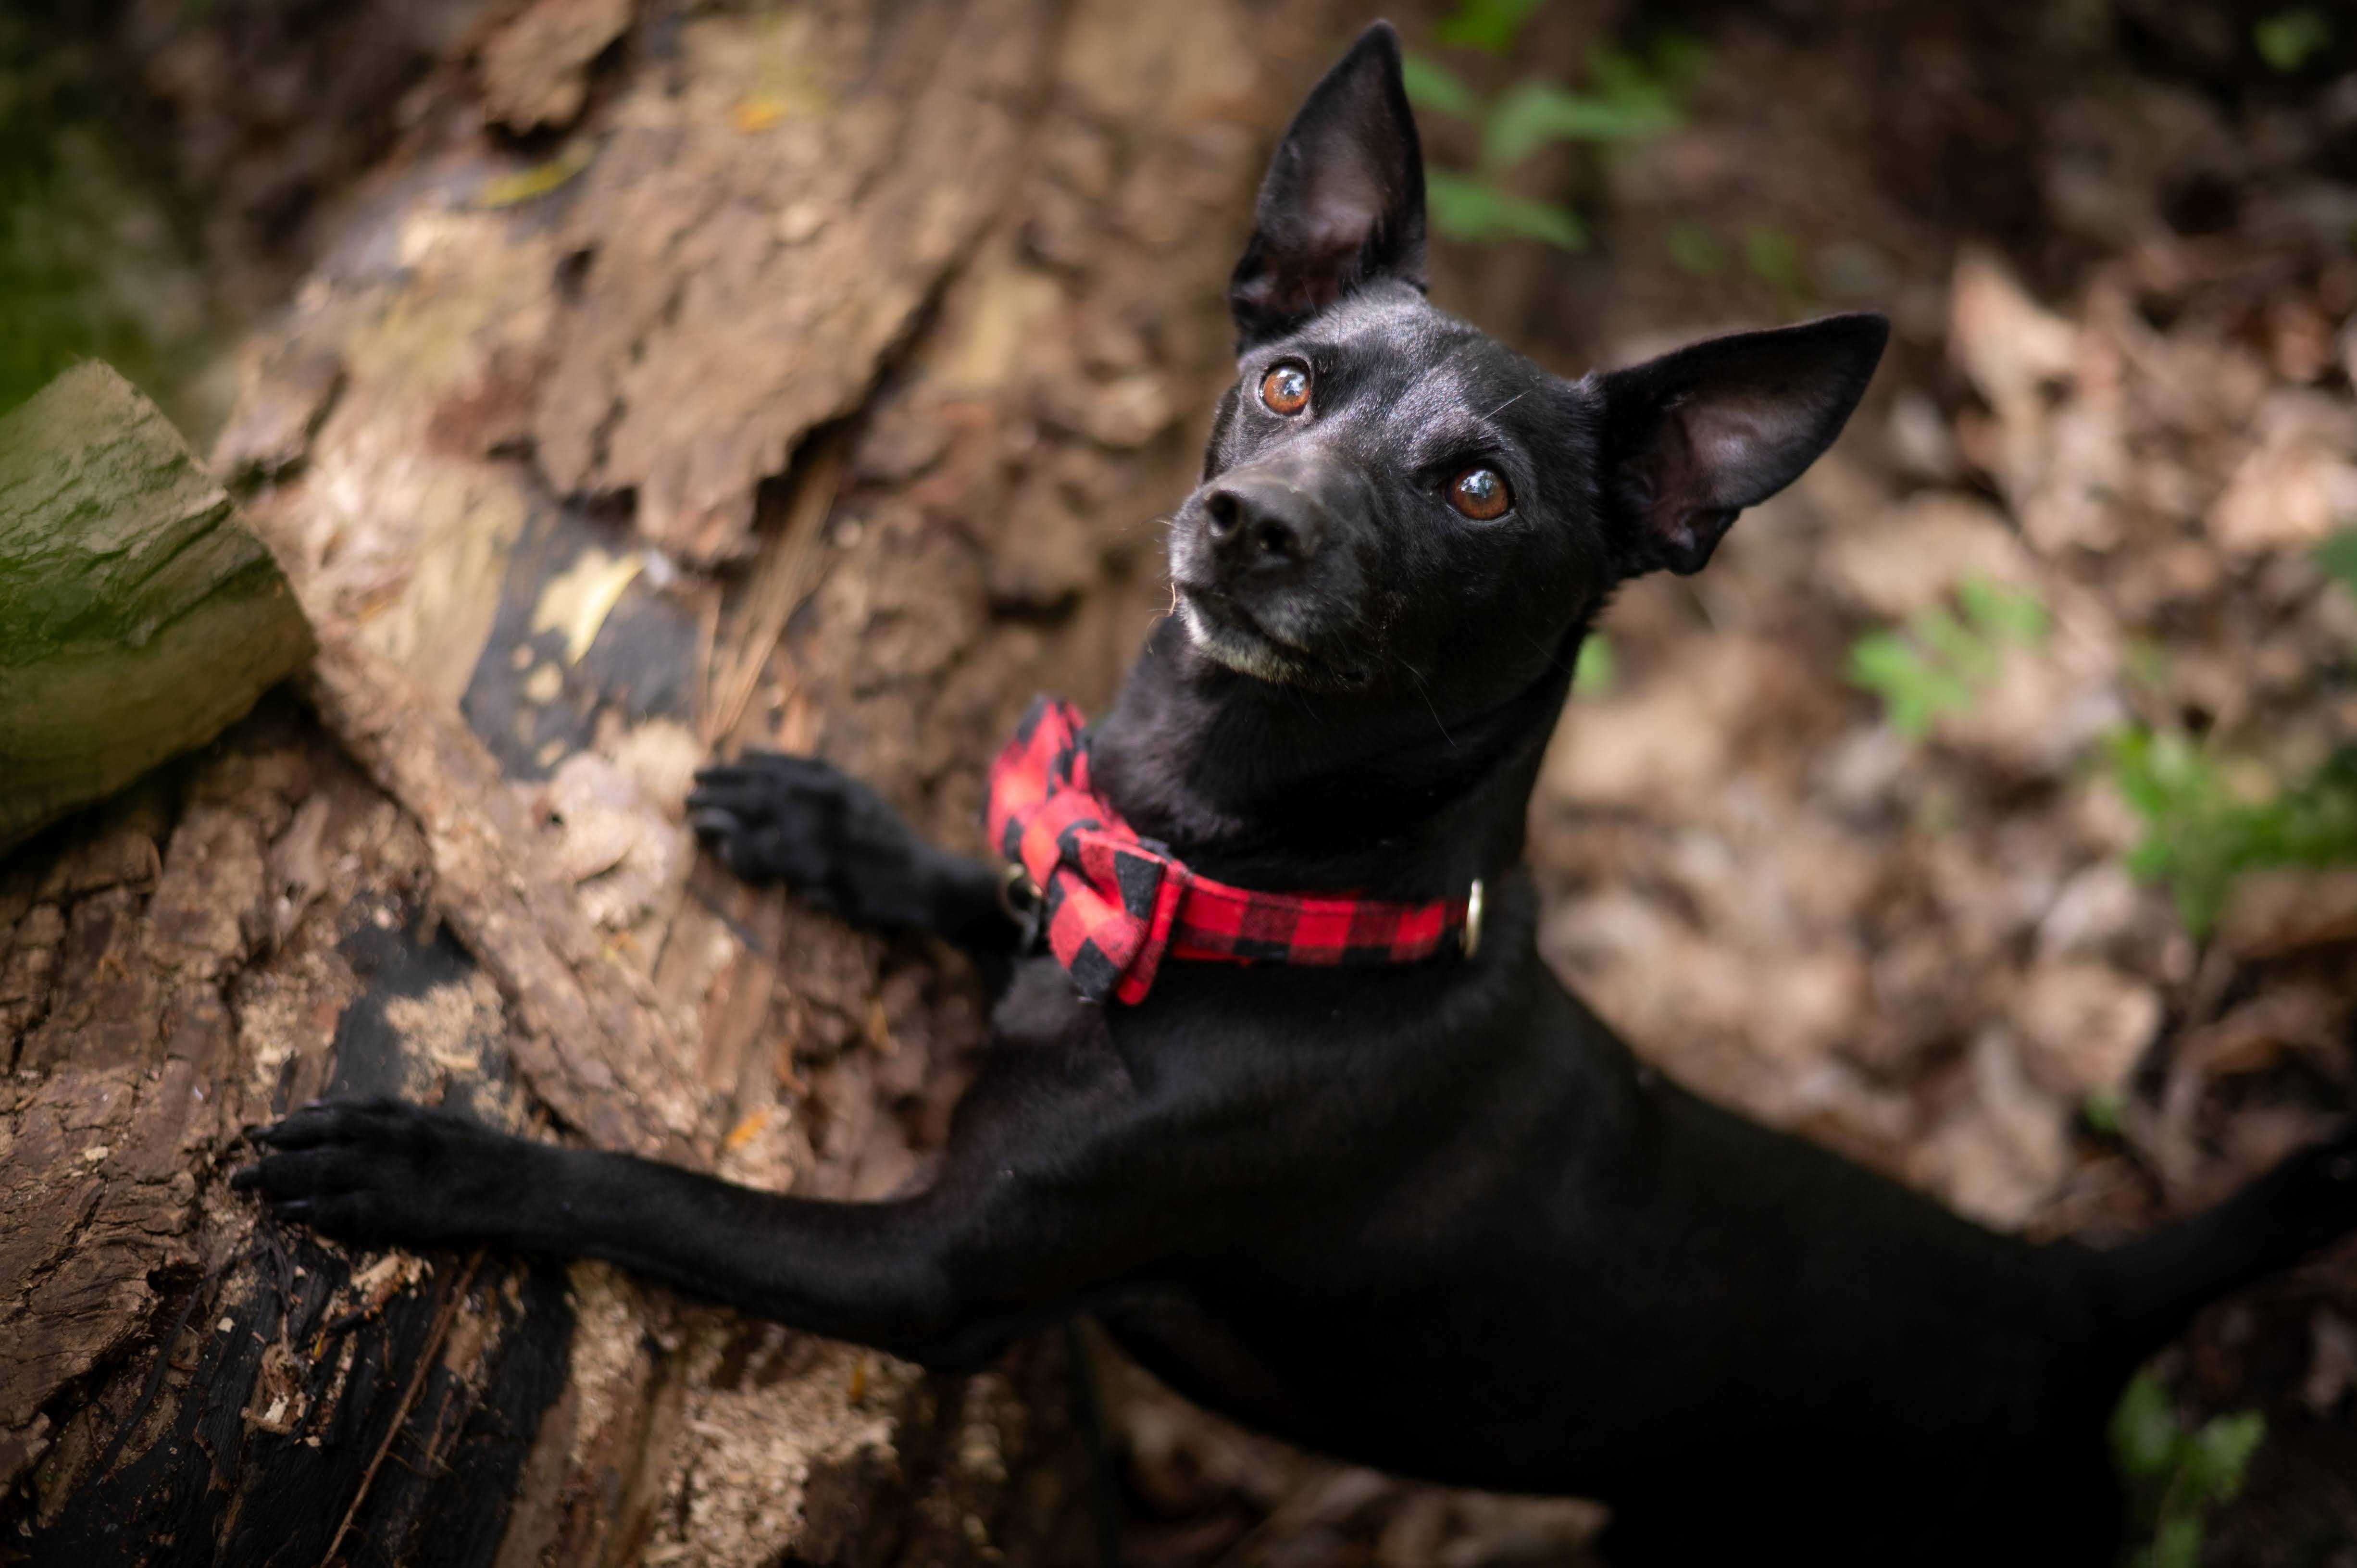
[2,0,1347,1561]
[0,363,315,852]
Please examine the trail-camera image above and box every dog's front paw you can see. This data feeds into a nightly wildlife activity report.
[688,753,938,929]
[233,1098,539,1249]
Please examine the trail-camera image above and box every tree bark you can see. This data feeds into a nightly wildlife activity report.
[2,0,1346,1562]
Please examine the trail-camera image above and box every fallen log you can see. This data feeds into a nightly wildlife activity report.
[0,362,315,852]
[1,0,1340,1556]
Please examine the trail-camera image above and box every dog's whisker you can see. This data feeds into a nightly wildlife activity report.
[1481,387,1532,422]
[1406,662,1455,750]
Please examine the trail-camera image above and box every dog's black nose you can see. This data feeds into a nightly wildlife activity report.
[1202,476,1325,570]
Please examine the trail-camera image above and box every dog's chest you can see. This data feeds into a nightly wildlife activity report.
[987,956,1114,1056]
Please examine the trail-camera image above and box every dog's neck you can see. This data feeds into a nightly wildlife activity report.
[1084,616,1580,900]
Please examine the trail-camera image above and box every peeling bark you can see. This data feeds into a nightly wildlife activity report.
[531,0,1063,565]
[304,633,703,1163]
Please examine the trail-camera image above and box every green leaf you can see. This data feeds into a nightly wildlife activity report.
[1425,170,1588,249]
[1486,195,1586,248]
[1583,46,1680,112]
[2150,1514,2204,1568]
[1914,605,1999,683]
[478,139,594,208]
[1641,31,1713,93]
[2255,9,2332,72]
[1423,169,1496,238]
[2111,1373,2179,1481]
[1433,0,1546,55]
[1573,634,1617,695]
[1957,576,2050,647]
[1847,580,2051,740]
[1848,633,1967,738]
[2185,1411,2265,1503]
[1401,53,1483,122]
[1483,76,1682,167]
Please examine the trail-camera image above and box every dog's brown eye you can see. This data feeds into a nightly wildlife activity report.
[1448,466,1511,520]
[1259,362,1311,415]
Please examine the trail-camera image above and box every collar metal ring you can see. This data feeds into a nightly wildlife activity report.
[998,861,1041,923]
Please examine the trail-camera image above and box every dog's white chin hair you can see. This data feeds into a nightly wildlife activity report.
[1177,597,1302,684]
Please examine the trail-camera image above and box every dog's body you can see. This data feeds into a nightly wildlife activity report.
[242,25,2357,1562]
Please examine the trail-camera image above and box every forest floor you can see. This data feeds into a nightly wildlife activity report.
[11,0,2357,1564]
[1109,6,2357,1567]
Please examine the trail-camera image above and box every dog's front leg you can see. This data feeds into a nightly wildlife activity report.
[235,1098,1072,1369]
[688,754,1018,966]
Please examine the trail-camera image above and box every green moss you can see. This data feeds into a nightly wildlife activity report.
[0,12,218,424]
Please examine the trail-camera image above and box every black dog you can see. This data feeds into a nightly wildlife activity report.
[240,24,2357,1561]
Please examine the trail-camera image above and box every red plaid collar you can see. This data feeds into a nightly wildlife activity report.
[986,696,1479,1004]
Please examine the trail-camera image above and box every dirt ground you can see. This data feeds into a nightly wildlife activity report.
[10,0,2357,1563]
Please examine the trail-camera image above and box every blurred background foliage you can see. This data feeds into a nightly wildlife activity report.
[1404,0,2357,978]
[0,3,220,432]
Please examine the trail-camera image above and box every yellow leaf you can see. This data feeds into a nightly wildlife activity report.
[731,94,789,133]
[477,139,593,208]
[723,1106,773,1151]
[530,546,645,664]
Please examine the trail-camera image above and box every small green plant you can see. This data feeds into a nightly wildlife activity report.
[2111,1373,2265,1568]
[2255,9,2333,73]
[2094,534,2357,934]
[1572,632,1616,696]
[1403,7,1705,251]
[1431,0,1545,54]
[1846,577,2049,738]
[2103,729,2357,937]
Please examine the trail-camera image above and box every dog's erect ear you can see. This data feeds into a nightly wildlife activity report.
[1596,313,1889,576]
[1228,22,1427,346]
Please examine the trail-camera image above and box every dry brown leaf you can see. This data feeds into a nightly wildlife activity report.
[2010,958,2160,1097]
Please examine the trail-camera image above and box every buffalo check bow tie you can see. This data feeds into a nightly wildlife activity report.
[985,696,1481,1005]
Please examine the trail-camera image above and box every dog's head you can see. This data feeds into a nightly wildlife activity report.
[1171,22,1887,714]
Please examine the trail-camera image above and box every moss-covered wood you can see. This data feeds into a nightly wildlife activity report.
[0,362,314,850]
